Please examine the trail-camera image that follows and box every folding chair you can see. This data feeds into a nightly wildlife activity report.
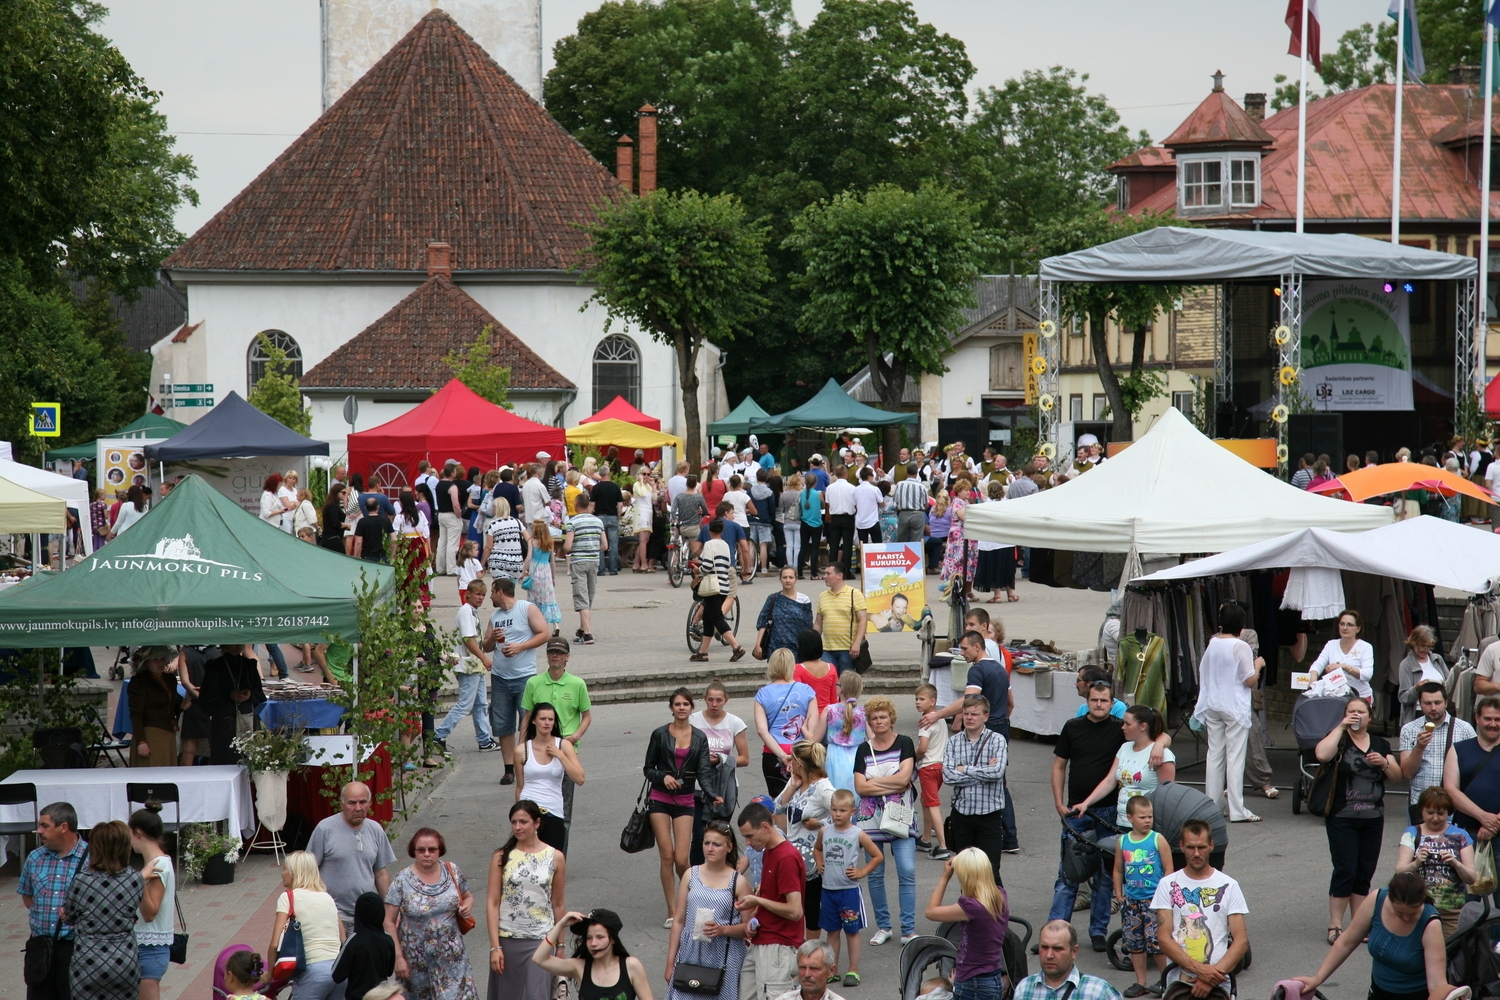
[88,707,130,768]
[32,727,88,769]
[127,782,184,868]
[0,782,39,858]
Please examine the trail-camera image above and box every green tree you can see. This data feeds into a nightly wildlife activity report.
[1004,207,1183,441]
[74,281,154,429]
[785,183,991,458]
[442,325,513,408]
[247,333,312,435]
[961,67,1146,241]
[579,189,771,464]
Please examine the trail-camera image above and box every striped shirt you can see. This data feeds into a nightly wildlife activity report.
[700,537,733,593]
[565,513,604,562]
[892,477,928,511]
[943,728,1008,816]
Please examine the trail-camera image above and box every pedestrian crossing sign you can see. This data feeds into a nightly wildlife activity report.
[28,402,60,437]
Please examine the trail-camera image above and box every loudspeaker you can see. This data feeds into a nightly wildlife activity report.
[1289,413,1343,465]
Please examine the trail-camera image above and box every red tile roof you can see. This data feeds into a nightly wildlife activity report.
[300,275,574,391]
[1123,84,1500,223]
[1163,90,1273,149]
[163,10,621,273]
[1110,146,1176,172]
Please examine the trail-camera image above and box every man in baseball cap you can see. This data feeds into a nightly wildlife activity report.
[520,634,592,840]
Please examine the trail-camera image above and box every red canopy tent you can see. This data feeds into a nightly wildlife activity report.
[1487,373,1500,416]
[347,379,565,483]
[579,395,665,463]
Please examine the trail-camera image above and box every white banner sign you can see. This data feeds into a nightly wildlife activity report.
[1302,280,1412,411]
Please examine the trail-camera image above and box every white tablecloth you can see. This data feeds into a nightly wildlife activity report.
[1010,669,1083,736]
[0,765,256,840]
[301,736,379,767]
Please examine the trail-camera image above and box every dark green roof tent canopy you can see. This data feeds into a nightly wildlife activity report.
[0,476,393,646]
[45,413,189,462]
[708,397,770,437]
[749,379,919,434]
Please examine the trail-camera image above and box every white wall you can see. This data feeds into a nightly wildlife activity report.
[936,343,994,421]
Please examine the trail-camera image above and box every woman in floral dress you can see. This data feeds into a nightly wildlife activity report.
[65,820,144,1000]
[523,521,562,630]
[486,801,566,1000]
[938,478,979,597]
[385,827,477,1000]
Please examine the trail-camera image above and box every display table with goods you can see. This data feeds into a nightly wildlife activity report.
[287,735,393,825]
[258,680,346,731]
[0,764,254,864]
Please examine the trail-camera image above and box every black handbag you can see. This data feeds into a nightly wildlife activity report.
[24,852,84,986]
[620,779,656,854]
[169,896,189,964]
[672,873,736,995]
[850,590,873,673]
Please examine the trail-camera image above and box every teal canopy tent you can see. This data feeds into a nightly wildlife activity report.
[708,397,770,437]
[45,413,189,462]
[748,379,919,434]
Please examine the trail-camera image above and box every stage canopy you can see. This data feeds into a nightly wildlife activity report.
[1039,227,1479,284]
[0,459,93,554]
[749,379,919,434]
[145,392,329,462]
[566,418,684,452]
[347,379,565,478]
[0,476,392,646]
[1138,516,1500,594]
[0,478,66,534]
[46,413,188,462]
[709,397,770,438]
[965,408,1391,554]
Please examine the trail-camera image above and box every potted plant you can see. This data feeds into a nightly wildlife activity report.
[181,824,242,884]
[233,728,307,835]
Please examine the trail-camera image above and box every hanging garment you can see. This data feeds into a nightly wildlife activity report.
[1117,631,1168,718]
[1281,567,1346,620]
[1449,596,1500,663]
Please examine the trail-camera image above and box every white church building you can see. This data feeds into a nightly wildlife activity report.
[152,3,724,460]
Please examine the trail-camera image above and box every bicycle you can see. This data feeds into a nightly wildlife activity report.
[666,516,686,588]
[684,570,742,652]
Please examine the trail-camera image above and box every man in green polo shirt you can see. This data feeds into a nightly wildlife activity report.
[520,636,593,837]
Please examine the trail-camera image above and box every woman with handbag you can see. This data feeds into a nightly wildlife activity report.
[754,649,819,797]
[1314,694,1401,946]
[775,741,836,935]
[645,688,721,928]
[64,820,143,1000]
[754,567,813,660]
[130,802,176,1000]
[852,696,919,945]
[264,851,346,1000]
[691,519,748,662]
[486,801,566,1000]
[383,827,478,1000]
[665,820,750,1000]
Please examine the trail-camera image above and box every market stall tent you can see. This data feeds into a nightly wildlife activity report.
[565,419,684,452]
[45,413,188,463]
[346,379,566,480]
[0,478,66,533]
[748,378,919,434]
[1137,516,1500,594]
[0,459,93,555]
[579,395,667,462]
[708,397,770,438]
[144,393,330,462]
[0,476,391,645]
[964,407,1391,554]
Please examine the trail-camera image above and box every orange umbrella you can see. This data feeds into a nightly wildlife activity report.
[1307,463,1495,504]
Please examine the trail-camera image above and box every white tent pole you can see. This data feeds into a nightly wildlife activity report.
[1482,16,1495,391]
[1296,0,1310,233]
[1392,0,1406,244]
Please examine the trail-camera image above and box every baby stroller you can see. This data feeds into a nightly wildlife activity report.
[898,917,1032,1000]
[1446,897,1500,997]
[1290,694,1350,814]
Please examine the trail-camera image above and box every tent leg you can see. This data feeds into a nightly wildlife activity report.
[1276,273,1303,477]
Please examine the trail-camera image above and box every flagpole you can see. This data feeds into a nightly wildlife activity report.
[1481,14,1495,402]
[1296,0,1310,233]
[1391,0,1406,243]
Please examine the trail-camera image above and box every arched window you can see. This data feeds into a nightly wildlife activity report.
[592,334,640,412]
[247,330,303,392]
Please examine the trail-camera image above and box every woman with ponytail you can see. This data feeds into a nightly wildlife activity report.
[130,802,176,999]
[486,800,566,1000]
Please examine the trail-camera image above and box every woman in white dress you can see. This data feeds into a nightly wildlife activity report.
[1307,609,1376,702]
[276,470,300,532]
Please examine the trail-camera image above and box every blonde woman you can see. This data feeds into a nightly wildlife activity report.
[753,649,818,797]
[265,852,346,999]
[925,491,951,576]
[853,696,917,943]
[632,473,656,572]
[292,488,319,536]
[580,456,599,489]
[277,471,300,533]
[780,474,804,573]
[925,849,1008,1000]
[564,469,584,517]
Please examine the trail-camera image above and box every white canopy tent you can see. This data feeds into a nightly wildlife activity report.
[0,478,66,534]
[0,458,93,556]
[1137,516,1500,595]
[964,408,1391,556]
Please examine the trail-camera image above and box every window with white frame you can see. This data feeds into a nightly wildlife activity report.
[1172,390,1195,418]
[1230,157,1258,206]
[1116,176,1130,211]
[1181,159,1222,208]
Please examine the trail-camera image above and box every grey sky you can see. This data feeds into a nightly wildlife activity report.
[100,1,1382,236]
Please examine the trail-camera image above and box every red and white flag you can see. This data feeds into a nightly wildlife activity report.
[1285,0,1322,72]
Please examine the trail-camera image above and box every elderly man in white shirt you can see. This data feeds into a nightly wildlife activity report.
[852,466,882,548]
[824,468,857,577]
[520,462,552,526]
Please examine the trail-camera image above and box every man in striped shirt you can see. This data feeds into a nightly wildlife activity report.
[892,466,928,544]
[564,492,604,645]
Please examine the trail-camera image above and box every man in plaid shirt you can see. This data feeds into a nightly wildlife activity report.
[1013,920,1123,1000]
[943,694,1008,882]
[891,467,929,544]
[19,801,88,1000]
[1400,682,1474,825]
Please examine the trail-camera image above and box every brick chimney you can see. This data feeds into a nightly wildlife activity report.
[637,104,658,195]
[615,135,635,193]
[1243,93,1266,122]
[426,242,452,278]
[1451,65,1482,85]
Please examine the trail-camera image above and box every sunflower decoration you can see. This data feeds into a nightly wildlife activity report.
[1031,355,1048,375]
[1038,393,1055,412]
[1038,319,1058,338]
[1273,325,1291,346]
[1276,444,1290,464]
[1279,365,1299,386]
[1271,404,1289,424]
[1038,442,1057,459]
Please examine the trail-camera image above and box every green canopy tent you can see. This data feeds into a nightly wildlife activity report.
[708,397,770,438]
[0,475,393,646]
[748,378,919,434]
[45,413,189,462]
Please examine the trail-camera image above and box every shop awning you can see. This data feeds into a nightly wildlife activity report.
[0,476,392,646]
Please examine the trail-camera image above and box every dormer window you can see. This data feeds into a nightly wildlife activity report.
[1117,175,1130,211]
[1182,160,1222,208]
[1230,157,1258,206]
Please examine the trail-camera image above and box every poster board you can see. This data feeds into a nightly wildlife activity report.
[97,438,164,500]
[860,542,926,633]
[1302,280,1413,411]
[165,456,307,516]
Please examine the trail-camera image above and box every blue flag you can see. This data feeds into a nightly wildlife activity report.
[1388,0,1425,79]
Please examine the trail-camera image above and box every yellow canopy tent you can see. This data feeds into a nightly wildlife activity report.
[565,418,684,452]
[0,476,67,533]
